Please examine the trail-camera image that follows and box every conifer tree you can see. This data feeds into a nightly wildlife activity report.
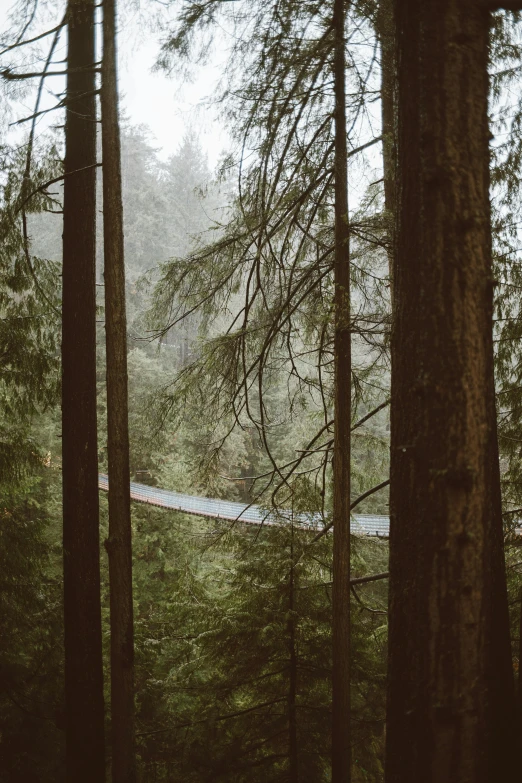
[152,7,390,778]
[151,0,390,521]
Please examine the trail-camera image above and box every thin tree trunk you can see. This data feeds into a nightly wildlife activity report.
[62,0,105,779]
[288,527,298,783]
[101,0,135,780]
[376,0,395,294]
[385,2,519,781]
[519,588,522,724]
[331,0,351,778]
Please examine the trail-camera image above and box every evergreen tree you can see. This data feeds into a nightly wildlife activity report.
[151,0,390,519]
[132,507,388,782]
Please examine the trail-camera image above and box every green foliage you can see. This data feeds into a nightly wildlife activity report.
[0,139,61,416]
[148,0,391,521]
[489,16,522,522]
[20,4,522,781]
[131,505,387,782]
[0,470,64,782]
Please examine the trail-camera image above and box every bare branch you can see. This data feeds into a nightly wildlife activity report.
[1,67,100,80]
[350,571,389,586]
[0,22,64,56]
[310,479,390,544]
[350,479,390,511]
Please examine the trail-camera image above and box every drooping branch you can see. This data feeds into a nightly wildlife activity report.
[149,0,389,524]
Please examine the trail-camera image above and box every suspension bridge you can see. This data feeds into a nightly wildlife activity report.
[98,474,390,537]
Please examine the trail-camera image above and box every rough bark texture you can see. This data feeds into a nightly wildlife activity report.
[385,2,519,781]
[62,0,105,779]
[101,0,136,780]
[331,0,351,778]
[519,588,522,728]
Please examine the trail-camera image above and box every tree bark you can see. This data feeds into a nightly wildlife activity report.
[385,2,519,781]
[331,0,351,778]
[519,588,522,727]
[288,528,298,783]
[101,0,136,780]
[376,0,396,295]
[62,0,105,779]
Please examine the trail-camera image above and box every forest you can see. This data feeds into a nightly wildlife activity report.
[2,0,522,781]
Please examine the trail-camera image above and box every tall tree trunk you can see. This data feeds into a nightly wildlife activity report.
[385,2,519,781]
[101,0,136,780]
[519,588,522,726]
[331,0,351,778]
[288,527,298,783]
[376,0,395,294]
[62,0,105,779]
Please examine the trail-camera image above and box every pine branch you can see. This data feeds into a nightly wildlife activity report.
[136,698,287,737]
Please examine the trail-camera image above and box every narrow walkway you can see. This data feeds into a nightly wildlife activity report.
[98,475,389,537]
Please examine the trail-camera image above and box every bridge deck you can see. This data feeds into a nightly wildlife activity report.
[98,475,390,538]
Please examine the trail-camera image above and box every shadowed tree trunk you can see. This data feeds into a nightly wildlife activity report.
[385,1,519,781]
[62,0,105,779]
[288,526,298,783]
[331,0,351,778]
[519,588,522,727]
[101,0,135,780]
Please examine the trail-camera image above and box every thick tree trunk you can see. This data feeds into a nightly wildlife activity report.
[331,0,351,778]
[385,2,519,781]
[101,0,136,780]
[62,0,105,779]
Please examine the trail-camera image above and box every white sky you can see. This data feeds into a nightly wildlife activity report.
[0,0,230,169]
[115,7,230,168]
[0,0,382,196]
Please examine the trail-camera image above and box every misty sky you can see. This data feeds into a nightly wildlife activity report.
[116,7,229,168]
[0,0,229,169]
